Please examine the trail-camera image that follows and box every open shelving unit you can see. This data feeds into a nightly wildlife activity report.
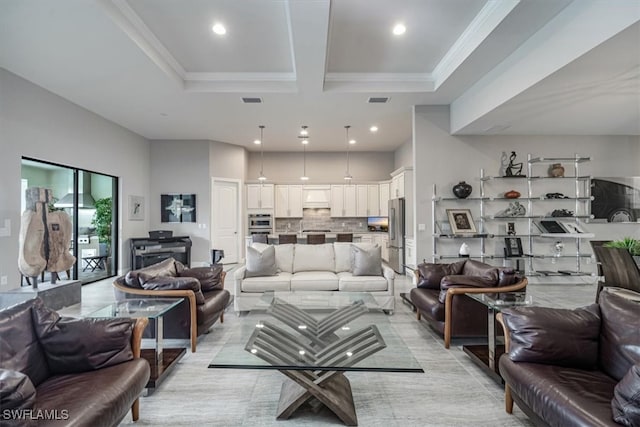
[432,154,595,277]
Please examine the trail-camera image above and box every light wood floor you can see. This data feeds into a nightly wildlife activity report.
[61,269,598,426]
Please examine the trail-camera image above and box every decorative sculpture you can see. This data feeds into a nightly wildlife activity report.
[18,187,75,287]
[504,151,525,177]
[495,201,526,218]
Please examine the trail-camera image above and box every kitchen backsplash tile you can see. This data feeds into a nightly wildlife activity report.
[275,208,371,232]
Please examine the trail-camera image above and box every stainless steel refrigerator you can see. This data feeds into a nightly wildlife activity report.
[388,198,405,273]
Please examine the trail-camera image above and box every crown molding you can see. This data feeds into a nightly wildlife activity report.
[432,0,520,89]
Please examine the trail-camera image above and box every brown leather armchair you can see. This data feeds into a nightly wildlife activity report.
[497,289,640,426]
[410,260,527,348]
[0,298,150,425]
[113,257,229,352]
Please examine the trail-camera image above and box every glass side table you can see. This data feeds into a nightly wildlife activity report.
[463,292,532,383]
[87,298,185,393]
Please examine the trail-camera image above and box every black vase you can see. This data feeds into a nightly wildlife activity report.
[452,181,472,199]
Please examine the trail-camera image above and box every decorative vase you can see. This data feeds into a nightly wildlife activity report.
[459,242,470,257]
[504,190,521,199]
[549,163,565,177]
[452,181,472,199]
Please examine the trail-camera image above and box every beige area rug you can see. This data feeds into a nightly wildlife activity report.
[119,298,533,427]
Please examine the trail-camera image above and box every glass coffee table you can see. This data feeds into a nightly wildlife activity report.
[209,291,423,426]
[87,298,185,392]
[463,292,532,383]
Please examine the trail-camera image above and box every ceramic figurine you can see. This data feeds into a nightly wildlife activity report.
[549,163,565,177]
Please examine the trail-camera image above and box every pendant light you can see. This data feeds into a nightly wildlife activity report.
[344,125,353,181]
[257,125,266,181]
[300,127,309,181]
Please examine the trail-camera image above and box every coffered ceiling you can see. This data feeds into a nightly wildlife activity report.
[1,0,638,152]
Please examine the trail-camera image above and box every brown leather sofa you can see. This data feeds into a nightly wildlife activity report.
[498,289,640,427]
[0,298,150,426]
[410,260,527,348]
[113,257,230,352]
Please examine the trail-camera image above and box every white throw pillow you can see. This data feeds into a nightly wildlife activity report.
[245,245,277,278]
[293,243,335,272]
[351,245,382,276]
[274,243,294,273]
[333,242,352,272]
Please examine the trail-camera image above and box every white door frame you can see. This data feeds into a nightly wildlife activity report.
[211,177,244,263]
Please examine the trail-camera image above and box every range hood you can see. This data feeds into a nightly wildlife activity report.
[302,185,330,208]
[54,172,96,209]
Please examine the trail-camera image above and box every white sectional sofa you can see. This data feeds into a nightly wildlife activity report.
[233,242,395,312]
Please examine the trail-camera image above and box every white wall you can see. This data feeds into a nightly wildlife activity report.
[413,105,640,264]
[394,140,413,170]
[247,151,395,183]
[0,68,150,289]
[209,140,248,181]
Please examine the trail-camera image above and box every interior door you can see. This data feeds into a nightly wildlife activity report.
[212,180,239,264]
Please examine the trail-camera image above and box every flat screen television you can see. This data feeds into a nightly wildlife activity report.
[367,216,389,232]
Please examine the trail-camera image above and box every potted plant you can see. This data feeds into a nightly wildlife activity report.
[604,237,640,266]
[92,197,112,273]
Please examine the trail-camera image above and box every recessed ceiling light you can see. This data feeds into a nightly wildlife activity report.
[300,176,309,181]
[212,23,226,35]
[392,23,406,36]
[254,139,261,145]
[349,139,356,145]
[369,126,378,132]
[300,128,308,136]
[301,139,309,145]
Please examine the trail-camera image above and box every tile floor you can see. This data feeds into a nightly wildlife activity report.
[59,268,598,426]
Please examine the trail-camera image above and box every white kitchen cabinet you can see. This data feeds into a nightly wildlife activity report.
[356,184,380,217]
[356,185,368,217]
[247,184,274,209]
[275,185,302,218]
[331,185,357,217]
[379,182,390,216]
[368,184,380,217]
[391,173,405,198]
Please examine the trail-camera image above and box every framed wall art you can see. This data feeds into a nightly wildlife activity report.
[591,177,640,223]
[161,194,196,223]
[504,237,523,257]
[128,195,144,221]
[446,209,477,234]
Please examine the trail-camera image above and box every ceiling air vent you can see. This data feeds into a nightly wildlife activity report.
[242,97,263,104]
[367,97,389,103]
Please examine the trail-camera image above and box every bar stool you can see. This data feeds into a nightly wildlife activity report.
[252,234,268,244]
[306,234,326,244]
[279,234,297,244]
[336,233,353,242]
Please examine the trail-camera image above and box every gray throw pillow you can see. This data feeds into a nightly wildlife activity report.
[351,245,382,276]
[245,245,277,278]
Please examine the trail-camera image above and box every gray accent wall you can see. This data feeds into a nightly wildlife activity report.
[0,68,150,290]
[150,139,247,265]
[412,105,640,264]
[247,151,395,182]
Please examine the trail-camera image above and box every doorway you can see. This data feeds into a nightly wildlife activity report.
[21,158,118,284]
[211,178,241,264]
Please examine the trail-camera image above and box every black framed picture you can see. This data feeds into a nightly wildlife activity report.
[161,194,196,223]
[446,209,477,234]
[504,237,523,257]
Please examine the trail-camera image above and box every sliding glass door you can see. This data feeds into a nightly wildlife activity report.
[21,158,118,284]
